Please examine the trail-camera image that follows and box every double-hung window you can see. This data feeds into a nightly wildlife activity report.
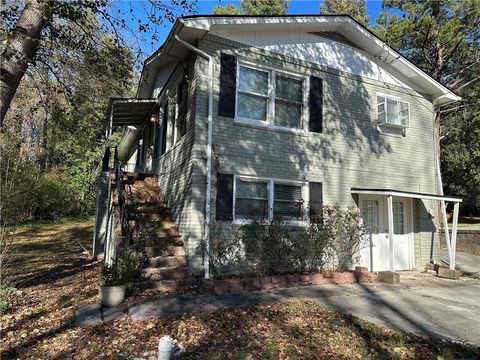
[273,183,303,219]
[274,75,304,129]
[237,66,269,122]
[236,62,307,131]
[377,94,410,128]
[234,176,306,224]
[234,179,269,219]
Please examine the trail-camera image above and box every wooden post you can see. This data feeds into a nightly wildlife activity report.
[387,195,395,272]
[450,202,459,270]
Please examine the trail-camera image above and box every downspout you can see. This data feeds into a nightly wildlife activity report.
[174,32,213,279]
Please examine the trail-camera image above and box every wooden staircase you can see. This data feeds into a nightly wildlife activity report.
[120,175,195,292]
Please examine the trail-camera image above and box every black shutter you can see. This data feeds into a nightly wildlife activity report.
[177,66,189,137]
[309,76,323,133]
[160,103,168,156]
[309,182,323,223]
[218,53,237,118]
[216,173,234,220]
[153,120,161,159]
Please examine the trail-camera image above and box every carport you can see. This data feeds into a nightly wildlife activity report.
[351,188,462,271]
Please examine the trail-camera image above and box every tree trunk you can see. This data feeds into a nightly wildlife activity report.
[0,0,50,126]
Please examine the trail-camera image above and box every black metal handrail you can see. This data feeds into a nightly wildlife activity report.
[113,147,131,244]
[102,146,111,171]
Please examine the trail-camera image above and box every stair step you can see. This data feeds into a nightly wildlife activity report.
[137,213,172,223]
[148,255,188,267]
[144,278,197,292]
[144,246,185,257]
[143,236,182,248]
[141,266,191,281]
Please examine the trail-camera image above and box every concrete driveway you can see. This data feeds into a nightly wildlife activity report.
[439,249,480,275]
[310,278,480,346]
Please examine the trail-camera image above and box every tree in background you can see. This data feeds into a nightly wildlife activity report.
[213,0,289,16]
[1,13,134,224]
[0,0,195,125]
[320,0,370,27]
[376,0,480,214]
[212,3,243,15]
[0,0,195,224]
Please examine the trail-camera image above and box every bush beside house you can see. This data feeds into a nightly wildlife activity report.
[199,205,373,294]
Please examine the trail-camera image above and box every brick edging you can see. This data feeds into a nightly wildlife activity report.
[200,267,378,295]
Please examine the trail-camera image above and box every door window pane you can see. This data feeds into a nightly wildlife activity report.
[393,202,404,234]
[362,200,379,232]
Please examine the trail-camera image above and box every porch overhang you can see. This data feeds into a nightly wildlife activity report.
[351,188,462,203]
[352,187,462,272]
[108,98,158,127]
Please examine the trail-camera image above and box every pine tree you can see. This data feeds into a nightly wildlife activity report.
[320,0,370,27]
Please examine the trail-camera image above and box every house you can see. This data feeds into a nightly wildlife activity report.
[94,15,462,280]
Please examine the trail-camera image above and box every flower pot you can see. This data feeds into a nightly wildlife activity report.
[98,285,126,307]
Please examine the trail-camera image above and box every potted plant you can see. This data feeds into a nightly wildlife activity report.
[99,248,138,307]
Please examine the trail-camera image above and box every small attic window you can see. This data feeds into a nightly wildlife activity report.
[309,31,364,51]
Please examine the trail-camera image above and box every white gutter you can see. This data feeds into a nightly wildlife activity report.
[174,31,213,279]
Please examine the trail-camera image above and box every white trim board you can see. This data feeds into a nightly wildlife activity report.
[351,188,462,203]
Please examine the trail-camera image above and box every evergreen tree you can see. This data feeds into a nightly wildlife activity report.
[320,0,370,27]
[213,0,289,16]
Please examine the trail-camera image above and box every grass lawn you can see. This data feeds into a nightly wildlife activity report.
[1,219,479,359]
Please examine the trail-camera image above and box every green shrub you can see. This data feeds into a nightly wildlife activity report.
[292,216,335,274]
[101,248,139,287]
[32,172,76,220]
[242,217,295,276]
[324,205,368,271]
[205,205,368,277]
[200,223,247,277]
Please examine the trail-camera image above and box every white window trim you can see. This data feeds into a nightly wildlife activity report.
[376,92,410,129]
[232,174,309,226]
[234,59,309,134]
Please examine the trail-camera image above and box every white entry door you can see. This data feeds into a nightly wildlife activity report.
[359,195,413,271]
[392,198,411,270]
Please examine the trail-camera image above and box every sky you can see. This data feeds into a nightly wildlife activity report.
[113,0,386,65]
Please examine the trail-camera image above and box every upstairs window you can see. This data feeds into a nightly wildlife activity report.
[274,75,303,129]
[237,66,269,122]
[377,95,409,128]
[235,62,307,131]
